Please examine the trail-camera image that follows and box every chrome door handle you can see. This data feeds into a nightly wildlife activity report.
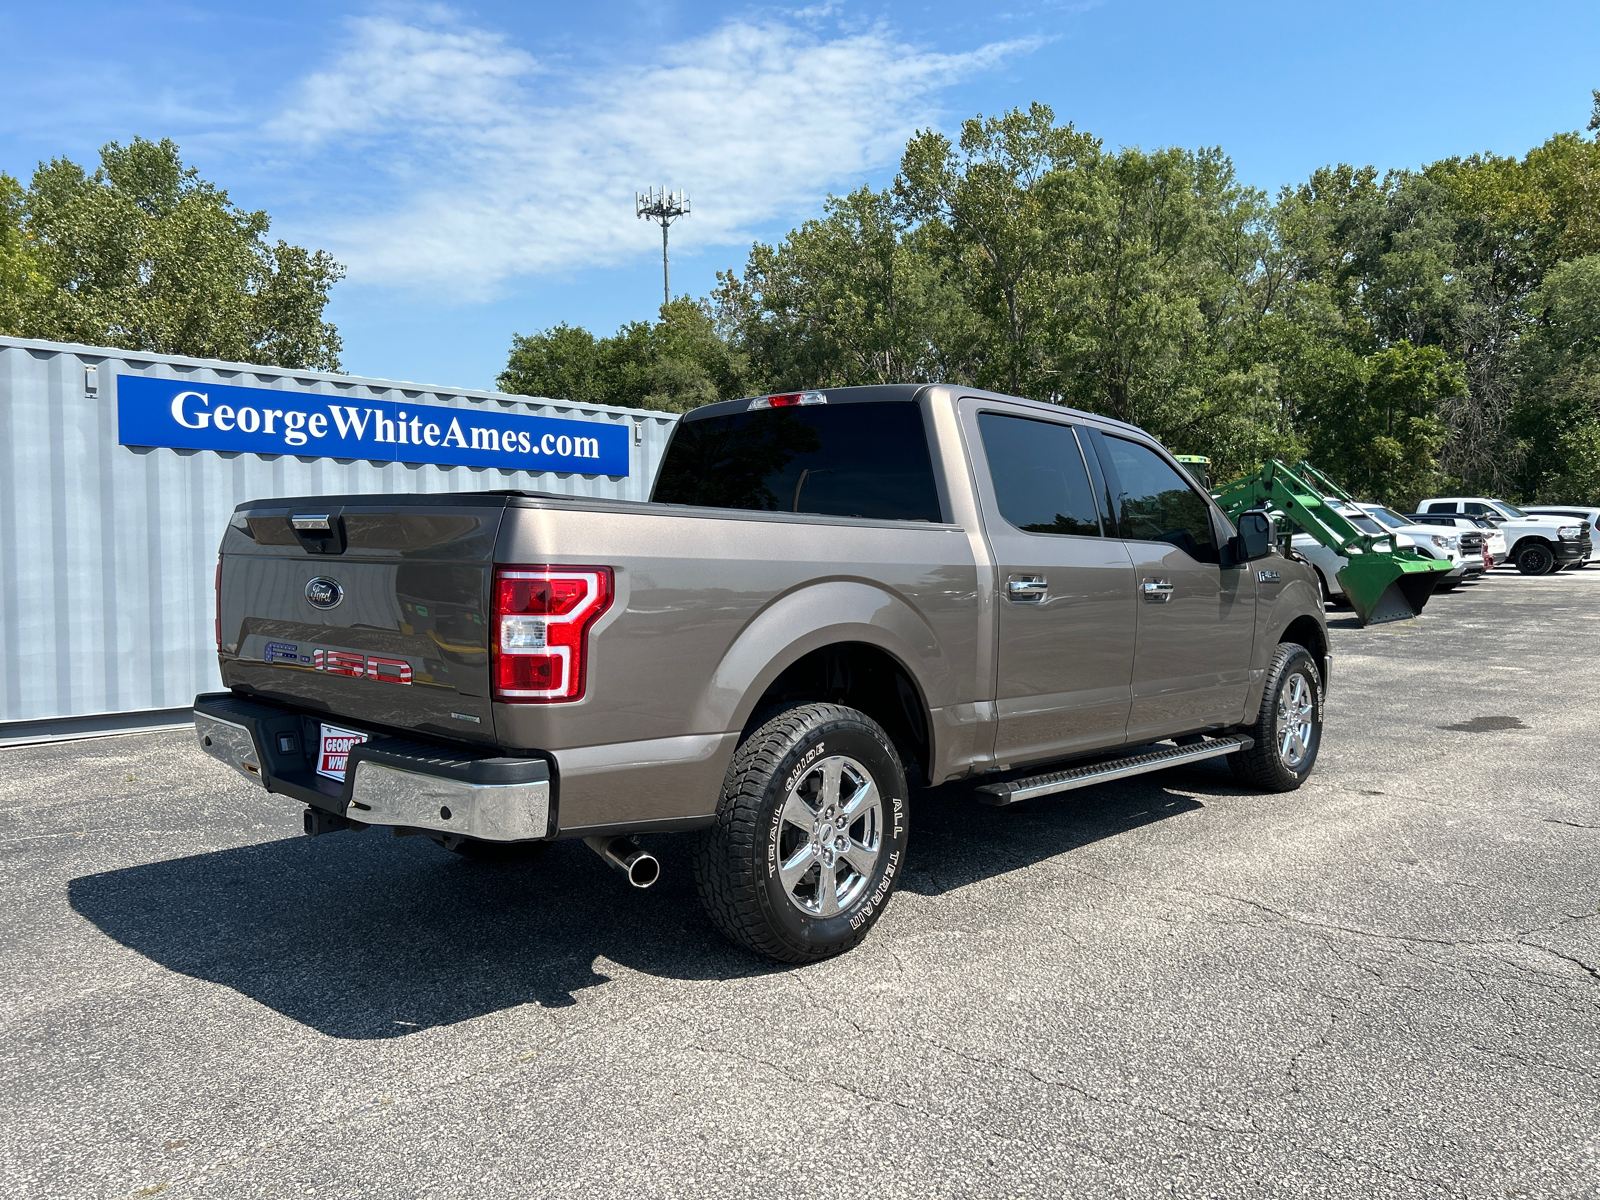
[1006,576,1048,602]
[1141,579,1174,603]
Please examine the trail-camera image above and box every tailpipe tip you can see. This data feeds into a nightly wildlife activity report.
[584,835,660,888]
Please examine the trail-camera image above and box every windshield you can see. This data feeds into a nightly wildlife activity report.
[1491,501,1528,518]
[1365,507,1410,529]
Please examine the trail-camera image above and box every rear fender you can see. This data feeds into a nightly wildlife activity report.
[694,579,949,749]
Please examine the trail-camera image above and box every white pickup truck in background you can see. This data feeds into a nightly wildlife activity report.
[1521,505,1600,568]
[1417,497,1591,575]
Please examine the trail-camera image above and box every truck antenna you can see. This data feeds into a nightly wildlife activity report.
[635,186,690,309]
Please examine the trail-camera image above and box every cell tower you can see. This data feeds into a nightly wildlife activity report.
[635,187,690,308]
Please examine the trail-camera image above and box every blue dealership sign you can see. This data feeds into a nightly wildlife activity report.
[116,374,629,476]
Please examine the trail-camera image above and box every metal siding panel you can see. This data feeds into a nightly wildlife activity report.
[0,337,678,723]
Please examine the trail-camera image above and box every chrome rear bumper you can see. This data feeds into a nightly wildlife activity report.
[193,694,551,842]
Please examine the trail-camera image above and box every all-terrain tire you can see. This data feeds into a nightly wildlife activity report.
[1230,643,1323,792]
[694,703,910,964]
[1515,542,1556,575]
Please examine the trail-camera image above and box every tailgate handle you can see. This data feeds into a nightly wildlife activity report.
[289,509,347,554]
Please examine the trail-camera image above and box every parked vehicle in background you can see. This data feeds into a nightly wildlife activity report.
[191,384,1330,964]
[1407,513,1508,567]
[1417,497,1590,575]
[1521,506,1600,568]
[1294,501,1470,604]
[1175,455,1211,489]
[1357,504,1485,589]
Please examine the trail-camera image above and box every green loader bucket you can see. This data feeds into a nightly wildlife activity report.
[1336,553,1455,625]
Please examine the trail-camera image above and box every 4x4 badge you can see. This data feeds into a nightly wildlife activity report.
[1257,570,1281,583]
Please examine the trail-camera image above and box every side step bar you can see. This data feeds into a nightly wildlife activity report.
[975,735,1254,807]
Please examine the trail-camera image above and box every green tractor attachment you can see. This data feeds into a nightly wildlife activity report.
[1211,460,1454,625]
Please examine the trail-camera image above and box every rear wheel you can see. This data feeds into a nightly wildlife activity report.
[1231,643,1323,792]
[694,703,910,963]
[1515,542,1556,575]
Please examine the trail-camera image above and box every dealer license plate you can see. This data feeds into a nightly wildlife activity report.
[317,723,368,782]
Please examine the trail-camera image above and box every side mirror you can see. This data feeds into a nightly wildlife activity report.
[1235,510,1274,561]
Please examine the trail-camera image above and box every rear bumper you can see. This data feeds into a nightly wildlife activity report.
[192,692,551,842]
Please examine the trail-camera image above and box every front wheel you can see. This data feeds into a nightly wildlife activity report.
[1515,543,1556,575]
[694,703,910,963]
[1231,643,1324,792]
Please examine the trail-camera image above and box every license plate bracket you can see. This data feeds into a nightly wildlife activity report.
[317,723,368,782]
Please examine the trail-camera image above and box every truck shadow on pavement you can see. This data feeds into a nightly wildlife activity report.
[67,767,1228,1040]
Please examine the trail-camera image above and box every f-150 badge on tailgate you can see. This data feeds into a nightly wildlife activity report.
[304,577,343,609]
[260,641,413,684]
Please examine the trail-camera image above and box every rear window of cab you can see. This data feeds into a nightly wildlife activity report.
[651,401,942,522]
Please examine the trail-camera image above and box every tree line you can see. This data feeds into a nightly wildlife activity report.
[500,97,1600,507]
[0,137,343,371]
[5,106,1598,507]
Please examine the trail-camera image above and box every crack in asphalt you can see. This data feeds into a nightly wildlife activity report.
[1061,867,1600,989]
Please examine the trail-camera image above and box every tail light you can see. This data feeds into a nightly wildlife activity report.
[214,558,223,653]
[492,566,613,703]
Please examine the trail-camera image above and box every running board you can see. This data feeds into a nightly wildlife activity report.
[975,736,1254,807]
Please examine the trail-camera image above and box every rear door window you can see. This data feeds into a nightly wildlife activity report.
[977,413,1102,537]
[1097,435,1220,563]
[652,401,942,522]
[1425,502,1458,513]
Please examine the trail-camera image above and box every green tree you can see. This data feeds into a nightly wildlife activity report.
[713,187,971,390]
[0,137,343,370]
[1301,342,1462,508]
[894,103,1099,396]
[499,297,749,412]
[1510,253,1600,501]
[0,174,50,336]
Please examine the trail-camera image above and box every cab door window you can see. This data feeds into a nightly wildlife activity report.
[977,413,1102,537]
[1097,435,1220,564]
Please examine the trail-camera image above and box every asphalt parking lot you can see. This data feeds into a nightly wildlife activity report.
[3,566,1598,1200]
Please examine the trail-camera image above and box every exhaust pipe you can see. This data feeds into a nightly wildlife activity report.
[584,836,660,888]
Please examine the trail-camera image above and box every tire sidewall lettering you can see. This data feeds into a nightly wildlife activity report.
[758,722,908,948]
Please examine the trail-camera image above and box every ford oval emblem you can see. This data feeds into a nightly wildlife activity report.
[305,577,344,610]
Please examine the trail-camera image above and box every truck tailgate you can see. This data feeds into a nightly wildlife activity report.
[217,495,510,745]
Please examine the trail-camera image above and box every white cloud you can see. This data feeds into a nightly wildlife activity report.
[268,11,1031,298]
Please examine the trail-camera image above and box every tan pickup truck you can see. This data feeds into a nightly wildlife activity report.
[195,384,1329,962]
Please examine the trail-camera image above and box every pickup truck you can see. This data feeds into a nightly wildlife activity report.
[194,384,1331,963]
[1520,505,1600,568]
[1416,497,1591,575]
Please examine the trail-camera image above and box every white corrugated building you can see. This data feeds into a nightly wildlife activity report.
[0,335,677,743]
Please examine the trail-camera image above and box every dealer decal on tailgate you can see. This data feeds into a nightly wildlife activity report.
[318,724,367,782]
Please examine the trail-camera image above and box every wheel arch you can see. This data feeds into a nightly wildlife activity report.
[694,580,949,784]
[1509,535,1552,557]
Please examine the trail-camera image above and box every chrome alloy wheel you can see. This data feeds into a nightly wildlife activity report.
[1276,672,1316,769]
[776,754,883,917]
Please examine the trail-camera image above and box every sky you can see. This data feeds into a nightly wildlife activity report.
[3,1,1599,391]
